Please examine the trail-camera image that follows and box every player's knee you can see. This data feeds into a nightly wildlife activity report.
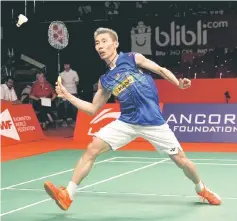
[170,152,188,169]
[86,140,108,158]
[85,143,101,159]
[176,157,189,169]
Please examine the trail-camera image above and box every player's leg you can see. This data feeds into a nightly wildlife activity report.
[44,120,138,210]
[169,150,221,205]
[72,120,138,190]
[44,137,111,210]
[169,150,201,185]
[140,123,221,205]
[71,138,110,186]
[70,120,137,187]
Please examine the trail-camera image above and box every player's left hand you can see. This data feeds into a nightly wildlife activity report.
[179,78,191,89]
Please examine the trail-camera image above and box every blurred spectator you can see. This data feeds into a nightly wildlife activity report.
[20,73,41,104]
[20,85,32,104]
[1,76,21,104]
[58,63,79,127]
[29,72,57,130]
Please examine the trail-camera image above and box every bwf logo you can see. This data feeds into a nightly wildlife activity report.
[1,120,12,130]
[0,109,20,140]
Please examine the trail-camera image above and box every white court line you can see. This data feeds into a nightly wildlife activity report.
[74,159,168,191]
[0,159,168,217]
[2,156,236,191]
[6,188,237,201]
[115,156,237,161]
[107,160,237,166]
[0,157,117,191]
[77,190,237,200]
[8,188,44,192]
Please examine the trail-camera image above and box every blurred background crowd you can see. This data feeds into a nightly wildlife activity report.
[1,1,237,131]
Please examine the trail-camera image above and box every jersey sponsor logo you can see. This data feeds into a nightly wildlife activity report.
[113,76,135,96]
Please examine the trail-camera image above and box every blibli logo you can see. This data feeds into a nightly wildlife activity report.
[131,21,152,55]
[156,20,208,47]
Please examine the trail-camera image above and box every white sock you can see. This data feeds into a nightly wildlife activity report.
[195,180,204,193]
[66,181,77,200]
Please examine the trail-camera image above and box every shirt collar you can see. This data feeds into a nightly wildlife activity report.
[115,52,123,64]
[108,52,122,70]
[3,84,12,90]
[64,69,72,73]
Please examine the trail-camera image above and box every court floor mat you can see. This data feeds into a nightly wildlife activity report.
[1,150,237,221]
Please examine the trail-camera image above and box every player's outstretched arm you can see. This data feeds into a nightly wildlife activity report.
[135,53,191,89]
[56,77,111,115]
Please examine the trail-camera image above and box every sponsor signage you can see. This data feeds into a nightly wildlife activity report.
[1,103,44,146]
[130,15,237,57]
[163,104,237,143]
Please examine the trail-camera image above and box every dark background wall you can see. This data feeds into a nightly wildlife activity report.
[1,1,237,101]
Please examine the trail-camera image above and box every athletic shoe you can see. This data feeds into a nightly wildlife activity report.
[44,181,72,210]
[197,187,222,205]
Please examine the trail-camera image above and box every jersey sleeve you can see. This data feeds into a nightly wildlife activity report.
[99,74,107,90]
[124,52,138,69]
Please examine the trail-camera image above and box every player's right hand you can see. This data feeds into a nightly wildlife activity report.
[55,76,69,99]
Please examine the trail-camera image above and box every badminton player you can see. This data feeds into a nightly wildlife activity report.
[44,27,221,210]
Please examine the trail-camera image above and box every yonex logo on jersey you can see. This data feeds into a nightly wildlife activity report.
[131,21,152,55]
[115,73,120,80]
[113,76,135,96]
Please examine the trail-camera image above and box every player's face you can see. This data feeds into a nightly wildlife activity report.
[95,33,118,60]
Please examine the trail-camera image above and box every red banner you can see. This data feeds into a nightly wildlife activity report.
[1,102,45,146]
[74,104,120,145]
[155,79,237,104]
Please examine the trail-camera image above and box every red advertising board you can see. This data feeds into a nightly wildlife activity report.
[1,102,45,146]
